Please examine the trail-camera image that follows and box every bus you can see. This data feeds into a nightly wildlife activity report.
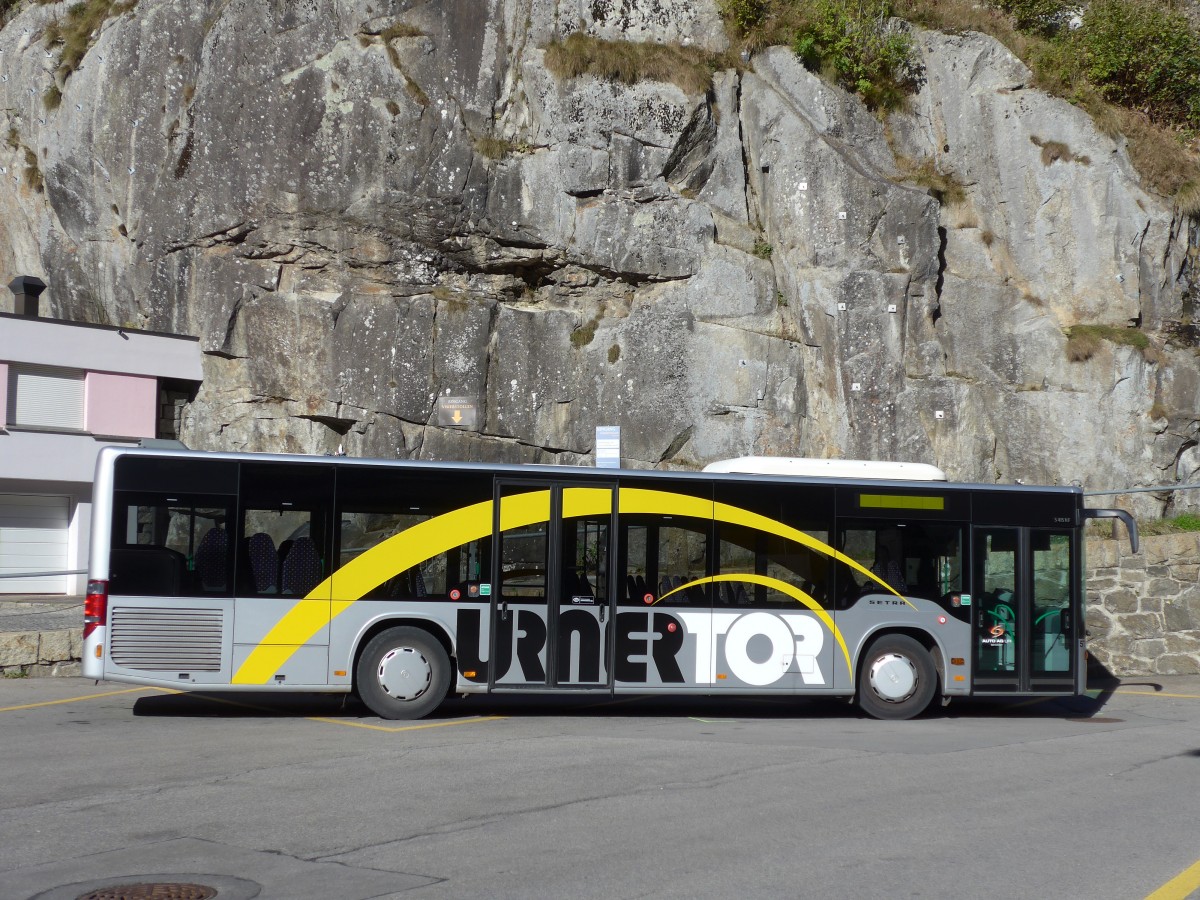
[82,447,1138,720]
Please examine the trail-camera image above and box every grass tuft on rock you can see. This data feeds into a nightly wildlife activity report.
[43,0,137,82]
[1066,324,1152,363]
[543,32,728,96]
[895,156,966,205]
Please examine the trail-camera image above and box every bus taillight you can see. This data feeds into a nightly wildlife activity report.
[84,580,108,639]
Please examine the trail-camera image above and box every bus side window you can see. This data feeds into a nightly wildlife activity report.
[618,516,710,608]
[333,467,494,602]
[715,524,831,608]
[110,495,233,597]
[836,523,965,616]
[237,509,321,596]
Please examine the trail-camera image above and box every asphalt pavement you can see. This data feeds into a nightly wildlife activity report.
[1,675,1199,899]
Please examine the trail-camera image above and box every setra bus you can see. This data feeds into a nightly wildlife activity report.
[82,447,1138,720]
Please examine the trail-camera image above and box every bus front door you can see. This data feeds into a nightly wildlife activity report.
[490,481,616,691]
[972,528,1076,693]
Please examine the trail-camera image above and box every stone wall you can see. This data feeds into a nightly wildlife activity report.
[1087,535,1200,675]
[0,629,82,677]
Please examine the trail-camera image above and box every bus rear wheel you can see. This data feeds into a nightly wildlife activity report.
[356,626,450,720]
[857,634,937,720]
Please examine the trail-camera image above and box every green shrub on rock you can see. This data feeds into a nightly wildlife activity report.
[791,0,915,112]
[1078,0,1200,129]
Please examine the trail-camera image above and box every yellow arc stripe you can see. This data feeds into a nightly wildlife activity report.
[235,491,552,683]
[1145,857,1200,900]
[618,489,909,604]
[655,573,854,677]
[236,486,905,684]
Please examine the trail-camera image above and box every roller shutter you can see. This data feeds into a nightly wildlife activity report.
[0,495,69,593]
[5,364,85,430]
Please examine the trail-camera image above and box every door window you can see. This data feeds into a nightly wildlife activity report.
[975,529,1018,677]
[1032,532,1072,676]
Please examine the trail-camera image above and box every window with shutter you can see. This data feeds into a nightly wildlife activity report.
[5,364,85,430]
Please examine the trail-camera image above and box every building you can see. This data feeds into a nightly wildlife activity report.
[0,277,203,594]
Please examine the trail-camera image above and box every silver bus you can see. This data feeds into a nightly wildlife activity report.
[82,448,1136,720]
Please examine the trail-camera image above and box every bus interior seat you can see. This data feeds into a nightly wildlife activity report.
[194,526,228,591]
[277,539,293,588]
[247,532,279,593]
[281,536,321,595]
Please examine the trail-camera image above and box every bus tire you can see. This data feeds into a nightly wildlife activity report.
[857,634,937,720]
[356,627,450,720]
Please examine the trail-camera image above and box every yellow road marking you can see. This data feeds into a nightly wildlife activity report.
[140,690,499,729]
[0,685,506,733]
[1146,856,1200,900]
[1116,690,1200,700]
[0,686,161,712]
[305,715,506,732]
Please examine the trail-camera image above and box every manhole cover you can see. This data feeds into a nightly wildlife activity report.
[76,885,217,900]
[30,873,259,900]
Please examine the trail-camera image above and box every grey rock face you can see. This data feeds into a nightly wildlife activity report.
[0,2,1196,515]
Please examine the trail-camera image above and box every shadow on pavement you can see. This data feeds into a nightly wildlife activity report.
[130,679,1132,723]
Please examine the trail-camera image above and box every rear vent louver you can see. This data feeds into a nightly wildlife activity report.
[109,607,223,671]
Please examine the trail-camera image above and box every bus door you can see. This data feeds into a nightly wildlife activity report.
[490,480,615,690]
[230,463,335,686]
[972,528,1076,693]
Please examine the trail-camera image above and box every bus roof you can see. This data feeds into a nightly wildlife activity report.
[702,457,948,481]
[96,446,1083,496]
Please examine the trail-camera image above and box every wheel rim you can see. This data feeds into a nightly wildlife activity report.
[868,652,918,703]
[377,646,433,701]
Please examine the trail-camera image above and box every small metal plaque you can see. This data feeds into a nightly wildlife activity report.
[437,396,479,429]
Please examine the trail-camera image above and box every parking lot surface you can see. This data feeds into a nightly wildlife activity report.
[1,677,1199,899]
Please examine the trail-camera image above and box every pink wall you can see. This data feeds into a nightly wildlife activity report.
[0,362,7,428]
[84,372,156,438]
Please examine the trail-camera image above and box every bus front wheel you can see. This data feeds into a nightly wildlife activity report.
[857,634,937,720]
[356,626,451,720]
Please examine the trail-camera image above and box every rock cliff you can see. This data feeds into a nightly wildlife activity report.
[1,0,1197,514]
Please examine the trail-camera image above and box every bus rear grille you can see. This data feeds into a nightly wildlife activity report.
[110,607,224,671]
